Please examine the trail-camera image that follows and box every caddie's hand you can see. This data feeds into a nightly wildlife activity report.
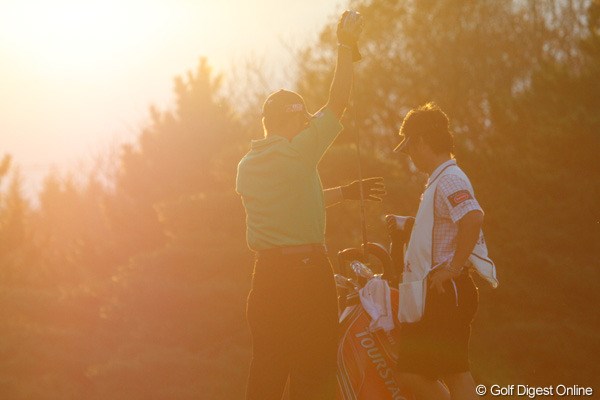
[341,177,386,201]
[386,214,408,244]
[386,215,413,241]
[428,265,460,294]
[386,215,398,233]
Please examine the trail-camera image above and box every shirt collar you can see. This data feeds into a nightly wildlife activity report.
[426,159,457,188]
[250,135,287,150]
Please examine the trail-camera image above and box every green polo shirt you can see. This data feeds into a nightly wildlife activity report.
[236,108,343,251]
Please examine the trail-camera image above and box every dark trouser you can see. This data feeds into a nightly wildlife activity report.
[245,252,339,400]
[396,271,479,379]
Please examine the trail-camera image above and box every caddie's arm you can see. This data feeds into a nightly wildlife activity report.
[324,11,363,119]
[429,210,484,294]
[450,210,484,270]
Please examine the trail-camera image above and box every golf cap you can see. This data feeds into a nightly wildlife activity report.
[393,135,410,153]
[262,89,307,120]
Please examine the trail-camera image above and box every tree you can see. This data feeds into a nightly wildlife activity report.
[89,58,251,399]
[104,58,246,258]
[0,165,34,284]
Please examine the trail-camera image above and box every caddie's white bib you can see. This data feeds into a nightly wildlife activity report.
[398,161,498,323]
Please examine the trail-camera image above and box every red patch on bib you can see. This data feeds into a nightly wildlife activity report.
[448,190,472,207]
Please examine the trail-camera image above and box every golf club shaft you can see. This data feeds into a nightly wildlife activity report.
[353,87,368,257]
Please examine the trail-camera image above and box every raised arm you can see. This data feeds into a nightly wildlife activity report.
[324,11,363,119]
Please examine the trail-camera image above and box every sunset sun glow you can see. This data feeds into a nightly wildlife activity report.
[2,1,181,74]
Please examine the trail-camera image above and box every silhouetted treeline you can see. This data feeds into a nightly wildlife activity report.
[1,1,598,398]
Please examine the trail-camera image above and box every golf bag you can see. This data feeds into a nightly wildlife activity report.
[334,218,417,400]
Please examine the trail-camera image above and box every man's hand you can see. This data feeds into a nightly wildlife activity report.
[341,177,385,201]
[325,10,361,118]
[337,10,364,61]
[337,10,363,45]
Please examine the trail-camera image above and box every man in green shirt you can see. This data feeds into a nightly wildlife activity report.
[236,11,384,400]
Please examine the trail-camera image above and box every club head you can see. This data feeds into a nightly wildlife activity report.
[350,260,374,280]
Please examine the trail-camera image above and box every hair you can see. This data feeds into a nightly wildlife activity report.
[399,102,454,154]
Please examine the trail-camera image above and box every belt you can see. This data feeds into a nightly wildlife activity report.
[257,244,327,258]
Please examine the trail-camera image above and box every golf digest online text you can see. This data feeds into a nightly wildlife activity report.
[475,384,593,398]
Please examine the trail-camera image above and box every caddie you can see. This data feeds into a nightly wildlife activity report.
[392,103,498,400]
[236,11,386,400]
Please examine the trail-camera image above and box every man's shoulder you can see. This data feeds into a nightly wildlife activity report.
[311,107,334,120]
[237,152,251,171]
[312,110,326,119]
[237,148,258,168]
[288,107,343,164]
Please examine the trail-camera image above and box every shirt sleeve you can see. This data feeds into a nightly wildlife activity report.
[289,108,343,166]
[436,174,483,223]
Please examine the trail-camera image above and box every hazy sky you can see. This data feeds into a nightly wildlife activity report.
[0,0,342,196]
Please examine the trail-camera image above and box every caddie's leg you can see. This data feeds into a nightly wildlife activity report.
[443,372,478,400]
[395,372,451,400]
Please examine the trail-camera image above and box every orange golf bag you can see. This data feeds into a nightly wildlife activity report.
[334,214,434,400]
[334,240,415,400]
